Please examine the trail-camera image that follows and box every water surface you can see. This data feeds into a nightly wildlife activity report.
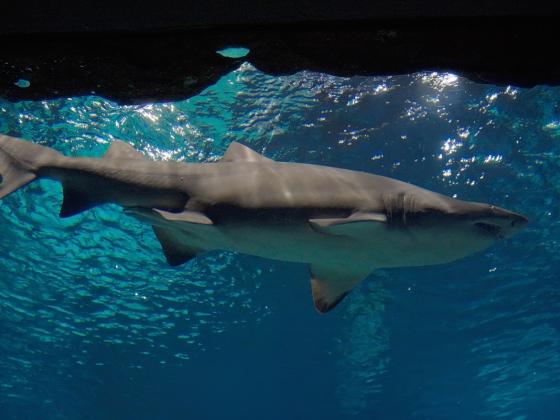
[1,65,559,419]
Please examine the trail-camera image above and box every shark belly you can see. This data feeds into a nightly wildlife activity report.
[153,217,367,267]
[128,206,458,271]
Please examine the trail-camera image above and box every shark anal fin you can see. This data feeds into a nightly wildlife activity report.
[221,142,273,162]
[309,265,370,314]
[103,140,147,160]
[154,208,213,225]
[153,226,199,266]
[60,187,98,218]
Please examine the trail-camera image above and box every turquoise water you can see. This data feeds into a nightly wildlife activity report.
[1,65,559,419]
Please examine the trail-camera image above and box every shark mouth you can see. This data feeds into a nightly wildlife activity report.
[474,221,504,239]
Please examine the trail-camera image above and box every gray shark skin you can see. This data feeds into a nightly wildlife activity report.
[0,134,528,313]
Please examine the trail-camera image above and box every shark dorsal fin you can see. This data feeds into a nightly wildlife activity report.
[221,142,272,162]
[104,140,147,160]
[309,265,370,313]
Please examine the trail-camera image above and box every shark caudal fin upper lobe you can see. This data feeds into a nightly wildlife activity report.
[0,135,40,199]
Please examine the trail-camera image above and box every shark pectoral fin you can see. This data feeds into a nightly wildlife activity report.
[103,140,147,160]
[153,208,213,225]
[309,212,387,235]
[309,265,369,314]
[221,142,273,162]
[60,187,98,218]
[153,226,199,266]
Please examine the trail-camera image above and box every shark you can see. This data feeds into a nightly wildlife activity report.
[0,134,527,312]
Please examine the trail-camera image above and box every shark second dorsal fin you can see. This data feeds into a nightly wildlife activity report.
[221,142,272,162]
[153,226,199,266]
[104,140,147,160]
[309,265,370,313]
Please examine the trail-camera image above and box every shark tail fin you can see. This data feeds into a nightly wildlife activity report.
[0,135,38,199]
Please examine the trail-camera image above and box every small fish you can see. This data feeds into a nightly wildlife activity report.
[0,135,527,313]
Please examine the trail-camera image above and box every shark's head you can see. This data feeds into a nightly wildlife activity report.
[384,191,528,266]
[462,204,528,241]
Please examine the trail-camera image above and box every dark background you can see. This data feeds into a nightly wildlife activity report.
[1,1,560,103]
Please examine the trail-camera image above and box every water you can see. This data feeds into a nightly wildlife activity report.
[1,64,559,419]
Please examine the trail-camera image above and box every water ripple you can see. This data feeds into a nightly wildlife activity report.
[1,66,560,419]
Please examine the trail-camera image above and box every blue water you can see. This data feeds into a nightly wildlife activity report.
[1,65,559,419]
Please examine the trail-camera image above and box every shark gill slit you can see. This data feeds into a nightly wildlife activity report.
[384,192,411,227]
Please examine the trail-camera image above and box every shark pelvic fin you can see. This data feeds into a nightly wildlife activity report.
[153,226,199,266]
[221,142,272,162]
[104,140,147,160]
[60,187,98,218]
[309,265,370,313]
[153,208,213,225]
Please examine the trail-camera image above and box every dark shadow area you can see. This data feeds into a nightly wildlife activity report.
[1,3,560,104]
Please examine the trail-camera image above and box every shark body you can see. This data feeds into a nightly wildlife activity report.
[0,135,527,312]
